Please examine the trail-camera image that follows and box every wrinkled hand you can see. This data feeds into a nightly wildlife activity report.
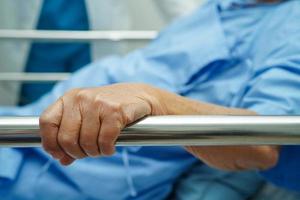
[39,83,164,165]
[39,82,279,170]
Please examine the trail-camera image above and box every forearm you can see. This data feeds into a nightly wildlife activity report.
[149,84,256,116]
[40,83,279,170]
[146,84,279,171]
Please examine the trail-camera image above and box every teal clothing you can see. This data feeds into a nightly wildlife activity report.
[20,0,90,105]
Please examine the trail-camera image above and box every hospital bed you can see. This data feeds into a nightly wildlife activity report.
[0,30,156,83]
[0,30,157,42]
[1,30,300,200]
[1,115,300,147]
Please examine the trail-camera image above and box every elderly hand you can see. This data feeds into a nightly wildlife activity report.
[39,83,165,165]
[40,83,279,170]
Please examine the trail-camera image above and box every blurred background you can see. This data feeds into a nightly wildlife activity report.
[0,0,204,106]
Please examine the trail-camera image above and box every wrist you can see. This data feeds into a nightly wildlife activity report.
[137,84,169,115]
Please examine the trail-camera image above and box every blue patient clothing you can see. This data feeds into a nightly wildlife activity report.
[0,0,300,199]
[174,164,264,200]
[252,182,300,200]
[19,0,91,105]
[261,146,300,191]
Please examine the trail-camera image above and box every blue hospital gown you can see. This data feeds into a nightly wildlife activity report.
[0,0,300,199]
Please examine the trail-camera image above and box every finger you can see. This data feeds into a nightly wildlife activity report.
[40,99,68,160]
[79,101,101,157]
[60,155,75,166]
[98,113,123,156]
[57,96,87,159]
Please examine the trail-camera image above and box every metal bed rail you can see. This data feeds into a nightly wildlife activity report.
[0,30,158,83]
[0,72,70,82]
[0,30,157,42]
[1,115,300,147]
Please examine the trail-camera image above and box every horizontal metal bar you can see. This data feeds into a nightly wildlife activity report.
[1,116,300,147]
[0,30,157,42]
[0,72,70,82]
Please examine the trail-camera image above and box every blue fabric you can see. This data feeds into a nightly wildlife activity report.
[0,0,300,199]
[251,183,300,200]
[261,146,300,191]
[19,0,91,105]
[174,164,263,200]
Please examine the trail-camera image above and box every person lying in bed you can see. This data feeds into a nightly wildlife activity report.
[0,0,299,199]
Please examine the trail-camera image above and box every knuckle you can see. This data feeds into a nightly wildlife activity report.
[94,96,105,105]
[96,98,121,112]
[39,114,52,127]
[95,98,123,114]
[76,90,89,101]
[94,97,107,112]
[108,103,122,113]
[123,113,134,124]
[58,134,78,148]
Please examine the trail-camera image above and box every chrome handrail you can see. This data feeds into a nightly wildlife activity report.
[1,115,300,147]
[0,30,157,42]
